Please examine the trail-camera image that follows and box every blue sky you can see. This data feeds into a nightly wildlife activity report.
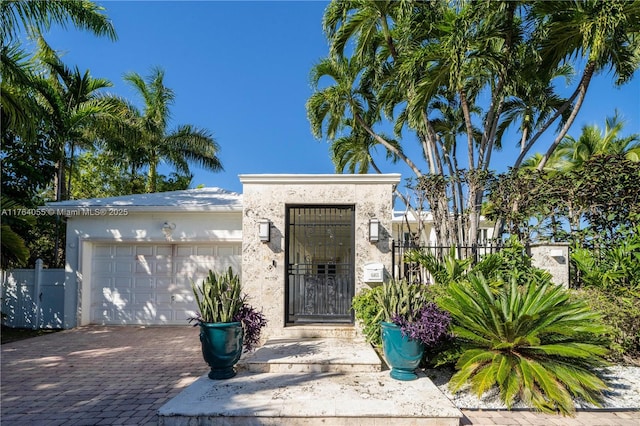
[43,0,640,196]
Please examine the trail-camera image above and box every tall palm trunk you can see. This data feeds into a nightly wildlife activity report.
[536,62,596,171]
[147,156,158,193]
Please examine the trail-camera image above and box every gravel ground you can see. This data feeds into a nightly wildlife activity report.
[424,365,640,410]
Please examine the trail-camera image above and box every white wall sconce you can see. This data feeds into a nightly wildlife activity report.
[369,218,380,243]
[162,222,176,239]
[258,219,271,242]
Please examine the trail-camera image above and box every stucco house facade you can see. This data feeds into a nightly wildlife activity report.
[47,174,399,339]
[45,173,504,340]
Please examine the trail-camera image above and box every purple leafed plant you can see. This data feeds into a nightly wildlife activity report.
[391,302,452,347]
[233,303,268,352]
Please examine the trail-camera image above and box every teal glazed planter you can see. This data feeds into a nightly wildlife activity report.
[381,321,425,381]
[199,322,244,379]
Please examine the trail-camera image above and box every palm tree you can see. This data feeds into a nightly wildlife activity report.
[556,112,640,171]
[0,0,116,43]
[323,0,404,62]
[311,1,640,248]
[33,40,125,201]
[330,118,402,175]
[1,0,117,141]
[525,0,640,170]
[123,68,223,193]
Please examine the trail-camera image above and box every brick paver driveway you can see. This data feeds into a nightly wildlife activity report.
[2,326,639,425]
[1,326,202,425]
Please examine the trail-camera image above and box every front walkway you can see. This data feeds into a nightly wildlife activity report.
[1,326,639,425]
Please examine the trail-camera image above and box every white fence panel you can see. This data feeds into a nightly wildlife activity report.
[1,259,65,329]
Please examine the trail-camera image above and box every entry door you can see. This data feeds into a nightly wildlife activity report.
[286,205,355,323]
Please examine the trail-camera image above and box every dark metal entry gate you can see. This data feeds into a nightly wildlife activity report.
[286,205,355,323]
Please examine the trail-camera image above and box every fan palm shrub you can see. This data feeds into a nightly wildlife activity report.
[440,272,610,415]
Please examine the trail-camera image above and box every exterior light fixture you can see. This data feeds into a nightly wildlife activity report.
[258,219,271,242]
[162,222,176,239]
[369,218,380,243]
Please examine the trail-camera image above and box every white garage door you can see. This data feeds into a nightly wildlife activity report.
[90,243,241,325]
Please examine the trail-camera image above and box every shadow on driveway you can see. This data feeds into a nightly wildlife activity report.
[1,326,203,425]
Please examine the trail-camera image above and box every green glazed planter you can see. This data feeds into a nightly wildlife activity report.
[381,321,425,381]
[199,322,244,379]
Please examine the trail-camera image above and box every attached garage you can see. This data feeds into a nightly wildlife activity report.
[90,242,241,325]
[47,187,243,328]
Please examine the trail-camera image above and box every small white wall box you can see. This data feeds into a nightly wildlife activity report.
[549,249,564,258]
[363,263,384,283]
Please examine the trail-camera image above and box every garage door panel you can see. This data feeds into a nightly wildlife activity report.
[153,261,172,274]
[196,246,214,256]
[135,246,154,256]
[115,262,134,273]
[114,277,133,288]
[156,245,172,256]
[91,243,240,325]
[115,246,133,256]
[176,246,194,256]
[94,245,113,256]
[93,262,113,274]
[133,276,154,289]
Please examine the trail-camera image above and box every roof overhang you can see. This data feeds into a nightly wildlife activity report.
[42,187,242,215]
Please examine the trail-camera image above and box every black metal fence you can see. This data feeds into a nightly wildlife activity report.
[392,241,504,284]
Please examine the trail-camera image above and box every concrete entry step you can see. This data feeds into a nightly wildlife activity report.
[238,338,383,373]
[158,370,463,426]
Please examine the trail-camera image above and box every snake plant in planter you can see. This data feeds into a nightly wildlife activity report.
[189,267,267,379]
[375,279,451,381]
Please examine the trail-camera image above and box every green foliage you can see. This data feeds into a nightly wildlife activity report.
[475,238,552,285]
[404,246,471,286]
[374,279,427,323]
[312,0,640,248]
[351,286,383,346]
[488,155,640,245]
[571,226,640,297]
[573,287,640,362]
[190,267,243,323]
[123,68,223,193]
[407,238,552,287]
[0,196,33,267]
[189,267,267,352]
[440,273,610,415]
[70,149,192,199]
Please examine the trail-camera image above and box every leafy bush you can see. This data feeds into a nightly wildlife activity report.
[473,237,551,285]
[406,237,551,287]
[351,285,383,346]
[352,281,452,351]
[440,273,610,415]
[404,246,471,285]
[571,226,640,297]
[573,287,640,362]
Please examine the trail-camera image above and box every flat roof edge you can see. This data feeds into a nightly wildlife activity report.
[238,173,402,185]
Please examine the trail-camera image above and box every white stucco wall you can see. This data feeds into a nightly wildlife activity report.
[63,211,242,327]
[239,174,401,340]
